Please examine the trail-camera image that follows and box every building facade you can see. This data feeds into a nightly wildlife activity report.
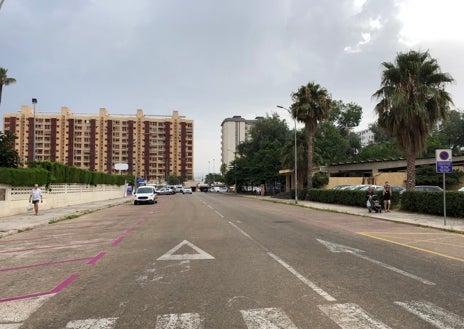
[220,115,262,168]
[3,106,194,181]
[356,128,374,147]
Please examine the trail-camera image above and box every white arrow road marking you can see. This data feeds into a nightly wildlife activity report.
[317,239,435,285]
[157,240,215,261]
[65,317,118,329]
[241,308,298,329]
[155,313,202,329]
[394,300,464,329]
[318,303,392,329]
[0,295,52,323]
[268,252,336,302]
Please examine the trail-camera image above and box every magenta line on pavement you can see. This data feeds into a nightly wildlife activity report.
[125,227,135,234]
[0,240,111,254]
[111,236,125,246]
[0,256,95,272]
[87,251,106,265]
[0,274,79,303]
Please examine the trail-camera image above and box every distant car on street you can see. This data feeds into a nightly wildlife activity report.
[157,187,174,195]
[182,187,193,194]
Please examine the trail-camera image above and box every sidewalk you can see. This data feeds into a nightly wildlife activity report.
[0,197,130,238]
[258,195,464,233]
[0,195,463,239]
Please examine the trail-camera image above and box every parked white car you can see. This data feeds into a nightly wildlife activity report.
[182,187,193,194]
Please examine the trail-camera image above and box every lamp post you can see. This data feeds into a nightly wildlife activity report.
[277,105,298,204]
[32,98,37,162]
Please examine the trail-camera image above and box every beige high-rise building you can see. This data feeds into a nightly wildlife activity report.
[221,115,262,168]
[3,106,194,181]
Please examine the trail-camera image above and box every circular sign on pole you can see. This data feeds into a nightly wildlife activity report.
[435,149,452,162]
[438,150,450,161]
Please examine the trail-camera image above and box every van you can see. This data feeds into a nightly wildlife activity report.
[134,186,158,205]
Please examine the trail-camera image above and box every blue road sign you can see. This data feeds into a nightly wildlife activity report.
[436,149,452,173]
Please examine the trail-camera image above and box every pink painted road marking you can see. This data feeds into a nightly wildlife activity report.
[0,274,79,303]
[111,236,125,246]
[87,251,106,265]
[125,227,135,234]
[0,255,97,272]
[0,240,111,254]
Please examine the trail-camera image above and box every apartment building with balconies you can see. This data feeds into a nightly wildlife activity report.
[3,106,194,181]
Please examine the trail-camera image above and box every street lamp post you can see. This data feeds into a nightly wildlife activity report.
[32,98,37,162]
[277,105,298,204]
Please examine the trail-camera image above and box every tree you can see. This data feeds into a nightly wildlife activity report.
[290,82,332,188]
[0,130,20,167]
[0,67,16,107]
[372,50,454,190]
[228,114,289,190]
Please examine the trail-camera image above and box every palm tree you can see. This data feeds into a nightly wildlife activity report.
[290,82,332,188]
[0,67,17,107]
[372,50,454,190]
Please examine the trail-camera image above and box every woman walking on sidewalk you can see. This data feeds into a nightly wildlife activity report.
[29,184,43,215]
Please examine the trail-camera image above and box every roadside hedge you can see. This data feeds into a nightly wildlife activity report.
[400,191,464,217]
[0,167,49,186]
[0,161,133,187]
[306,189,400,207]
[304,189,464,217]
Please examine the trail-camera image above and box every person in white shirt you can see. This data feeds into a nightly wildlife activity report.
[29,184,43,215]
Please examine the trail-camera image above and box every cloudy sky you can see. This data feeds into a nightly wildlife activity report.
[1,0,463,179]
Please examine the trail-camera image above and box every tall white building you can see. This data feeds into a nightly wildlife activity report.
[221,115,262,169]
[357,128,375,147]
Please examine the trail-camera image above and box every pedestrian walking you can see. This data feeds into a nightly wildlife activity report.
[29,184,43,215]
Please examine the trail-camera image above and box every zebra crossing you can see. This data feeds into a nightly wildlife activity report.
[54,300,464,329]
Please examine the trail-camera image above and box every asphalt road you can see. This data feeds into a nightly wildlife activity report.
[0,192,463,328]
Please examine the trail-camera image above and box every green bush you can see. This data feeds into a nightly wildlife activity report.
[305,189,402,208]
[0,161,133,186]
[0,167,48,186]
[401,191,464,217]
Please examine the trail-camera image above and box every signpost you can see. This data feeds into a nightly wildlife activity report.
[435,149,452,225]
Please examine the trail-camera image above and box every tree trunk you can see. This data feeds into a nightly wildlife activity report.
[306,123,314,189]
[405,151,416,190]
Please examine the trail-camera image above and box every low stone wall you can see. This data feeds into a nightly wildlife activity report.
[0,184,126,218]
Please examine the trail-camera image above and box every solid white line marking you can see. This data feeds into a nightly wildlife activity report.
[241,307,298,329]
[214,210,224,218]
[354,253,435,285]
[65,317,118,329]
[157,240,215,261]
[207,205,213,209]
[317,239,435,285]
[229,221,253,240]
[318,303,392,329]
[155,313,202,329]
[394,300,464,329]
[268,252,336,302]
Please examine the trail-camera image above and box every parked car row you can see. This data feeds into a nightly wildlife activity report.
[133,185,194,205]
[331,184,453,193]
